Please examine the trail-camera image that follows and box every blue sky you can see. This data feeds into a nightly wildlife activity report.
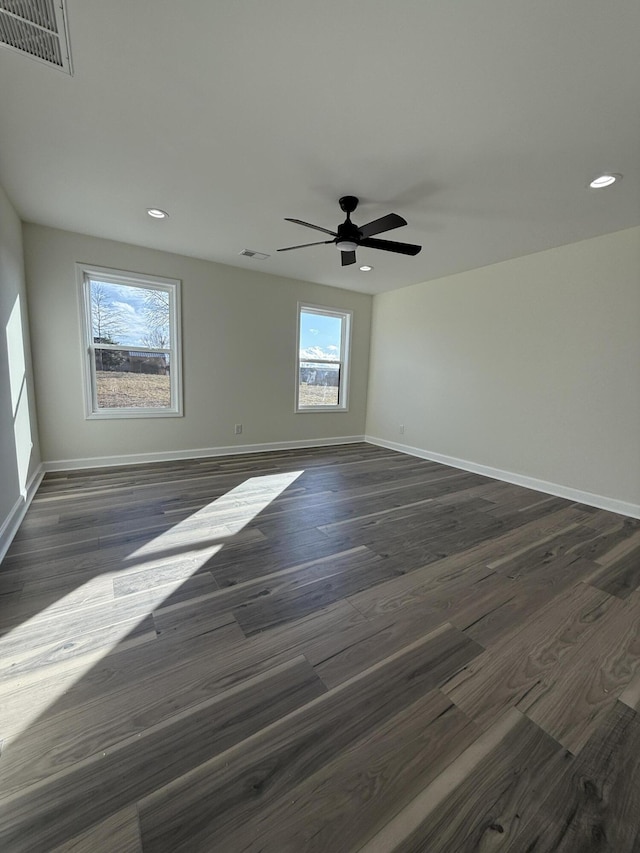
[299,311,342,360]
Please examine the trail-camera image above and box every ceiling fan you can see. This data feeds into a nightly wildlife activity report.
[278,196,422,267]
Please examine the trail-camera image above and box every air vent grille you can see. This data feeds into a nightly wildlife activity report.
[239,249,270,260]
[2,0,56,28]
[0,0,72,73]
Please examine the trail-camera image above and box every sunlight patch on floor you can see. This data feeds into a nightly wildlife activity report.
[0,470,303,739]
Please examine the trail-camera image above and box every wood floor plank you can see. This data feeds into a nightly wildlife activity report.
[318,498,501,556]
[524,593,640,753]
[347,508,587,619]
[253,467,470,520]
[457,556,603,648]
[592,525,640,565]
[570,517,640,563]
[349,559,497,621]
[586,540,640,599]
[489,495,575,528]
[0,580,236,660]
[510,701,640,852]
[213,689,480,853]
[0,613,157,683]
[0,571,24,597]
[231,551,401,636]
[1,443,637,851]
[489,523,595,578]
[383,711,570,853]
[204,526,340,587]
[577,508,640,535]
[112,565,218,598]
[0,657,325,851]
[356,707,527,853]
[49,806,142,853]
[0,620,244,777]
[137,624,482,852]
[152,545,384,638]
[4,599,362,725]
[441,582,616,730]
[307,599,449,689]
[0,602,363,762]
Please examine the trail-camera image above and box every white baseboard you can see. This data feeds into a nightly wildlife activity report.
[0,465,45,563]
[42,435,367,472]
[365,435,640,520]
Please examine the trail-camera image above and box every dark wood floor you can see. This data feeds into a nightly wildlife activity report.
[1,443,639,852]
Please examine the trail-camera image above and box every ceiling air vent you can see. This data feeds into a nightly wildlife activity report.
[239,249,270,260]
[0,0,73,74]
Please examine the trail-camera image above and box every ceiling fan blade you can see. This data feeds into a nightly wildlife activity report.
[341,250,357,267]
[285,218,337,237]
[277,240,334,252]
[359,237,422,256]
[358,213,407,239]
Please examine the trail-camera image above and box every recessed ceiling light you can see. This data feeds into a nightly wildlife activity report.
[589,173,622,189]
[360,265,373,271]
[147,208,169,219]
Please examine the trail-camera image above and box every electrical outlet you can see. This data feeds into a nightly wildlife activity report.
[234,424,243,435]
[399,424,405,435]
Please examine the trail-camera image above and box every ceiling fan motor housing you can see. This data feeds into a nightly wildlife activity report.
[336,220,361,242]
[339,195,359,215]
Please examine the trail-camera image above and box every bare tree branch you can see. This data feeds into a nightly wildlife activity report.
[91,283,127,342]
[143,290,170,346]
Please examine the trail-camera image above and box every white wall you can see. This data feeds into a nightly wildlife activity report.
[366,227,640,512]
[22,224,372,466]
[0,184,41,555]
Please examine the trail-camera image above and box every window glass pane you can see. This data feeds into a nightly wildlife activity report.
[299,311,342,361]
[89,280,170,349]
[81,266,181,418]
[94,348,171,408]
[299,361,340,407]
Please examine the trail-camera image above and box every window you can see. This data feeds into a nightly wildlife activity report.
[296,303,352,411]
[78,265,182,418]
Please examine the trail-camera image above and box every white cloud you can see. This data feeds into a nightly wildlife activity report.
[112,301,137,315]
[110,300,148,346]
[308,328,319,335]
[300,345,338,360]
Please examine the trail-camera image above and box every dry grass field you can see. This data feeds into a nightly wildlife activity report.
[95,372,170,408]
[96,375,336,409]
[298,382,339,406]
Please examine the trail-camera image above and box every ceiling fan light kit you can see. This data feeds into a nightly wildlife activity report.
[278,195,422,267]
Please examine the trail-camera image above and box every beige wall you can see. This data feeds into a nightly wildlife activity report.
[23,224,372,464]
[366,227,640,508]
[15,220,640,510]
[0,184,41,541]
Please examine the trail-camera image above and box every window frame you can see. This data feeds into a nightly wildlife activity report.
[77,264,183,419]
[295,302,352,413]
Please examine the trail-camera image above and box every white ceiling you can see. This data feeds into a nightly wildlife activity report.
[1,0,638,295]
